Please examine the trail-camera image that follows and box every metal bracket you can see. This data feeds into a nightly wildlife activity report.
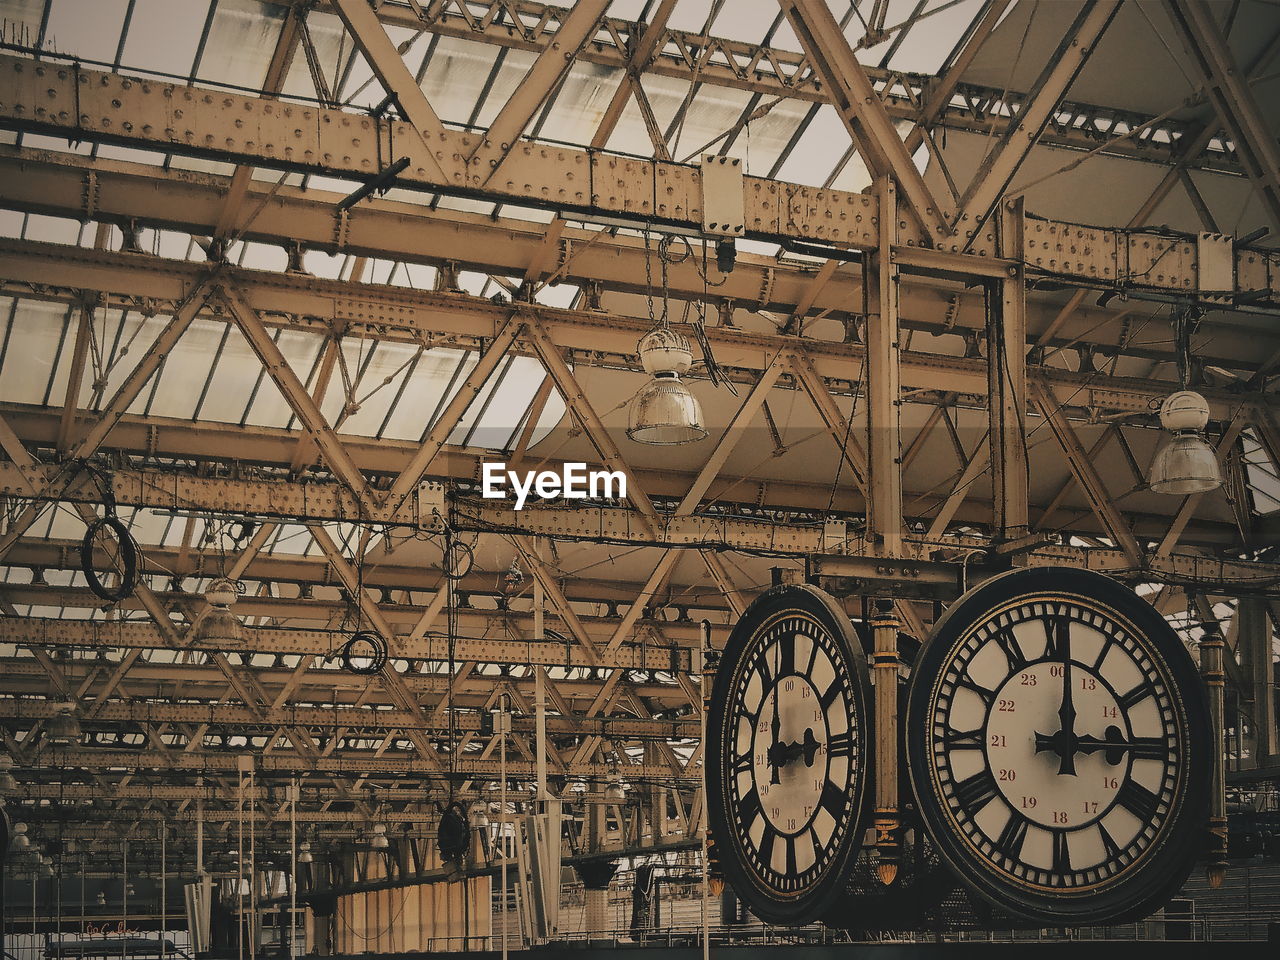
[700,155,745,238]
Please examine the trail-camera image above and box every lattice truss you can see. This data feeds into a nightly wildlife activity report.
[0,0,1276,880]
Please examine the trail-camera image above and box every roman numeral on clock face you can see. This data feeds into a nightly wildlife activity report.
[1116,778,1162,822]
[956,674,995,706]
[1052,831,1071,873]
[953,768,999,811]
[996,813,1029,858]
[820,780,846,815]
[993,629,1027,670]
[1098,821,1121,860]
[826,730,854,758]
[943,727,983,750]
[819,675,846,709]
[1045,614,1071,660]
[1118,680,1155,711]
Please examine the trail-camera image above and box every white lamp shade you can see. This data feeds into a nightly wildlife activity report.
[627,375,707,445]
[1150,433,1222,495]
[192,606,243,645]
[204,577,239,608]
[1158,390,1210,432]
[637,328,693,376]
[47,706,82,744]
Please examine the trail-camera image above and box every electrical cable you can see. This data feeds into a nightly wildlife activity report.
[69,460,142,602]
[339,631,387,675]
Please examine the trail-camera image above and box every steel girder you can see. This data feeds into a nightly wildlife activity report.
[0,617,700,670]
[0,238,1260,419]
[315,0,1242,177]
[0,699,696,739]
[2,56,1280,306]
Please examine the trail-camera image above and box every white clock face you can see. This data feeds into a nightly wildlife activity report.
[908,568,1211,926]
[726,610,858,894]
[708,586,870,924]
[929,598,1179,891]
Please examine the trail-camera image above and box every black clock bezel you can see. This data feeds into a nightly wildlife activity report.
[707,583,872,925]
[905,566,1211,925]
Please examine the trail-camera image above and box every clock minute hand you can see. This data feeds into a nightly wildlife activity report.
[769,670,782,785]
[1055,620,1078,776]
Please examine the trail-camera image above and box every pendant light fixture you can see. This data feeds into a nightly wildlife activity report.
[1149,390,1222,495]
[47,703,83,745]
[0,752,18,792]
[628,233,707,445]
[193,577,244,645]
[366,823,389,850]
[627,328,708,445]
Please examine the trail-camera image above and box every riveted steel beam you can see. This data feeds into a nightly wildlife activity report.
[0,617,700,671]
[0,699,697,739]
[0,52,914,250]
[320,1,1238,177]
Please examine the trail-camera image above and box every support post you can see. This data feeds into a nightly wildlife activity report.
[991,197,1029,547]
[871,597,901,884]
[1199,620,1228,888]
[534,563,548,802]
[497,697,510,960]
[1239,599,1277,765]
[865,176,903,558]
[699,619,711,960]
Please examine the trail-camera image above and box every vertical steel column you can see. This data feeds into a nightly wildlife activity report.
[290,780,298,960]
[872,597,901,884]
[865,176,904,884]
[497,697,509,960]
[1199,621,1228,888]
[699,619,711,960]
[1239,598,1278,764]
[533,539,549,803]
[865,176,904,559]
[990,197,1029,546]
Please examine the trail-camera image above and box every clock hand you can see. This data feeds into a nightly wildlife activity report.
[1056,619,1078,776]
[1073,725,1162,765]
[770,728,821,770]
[769,645,782,784]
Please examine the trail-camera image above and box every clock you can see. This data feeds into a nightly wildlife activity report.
[706,583,871,924]
[906,566,1210,925]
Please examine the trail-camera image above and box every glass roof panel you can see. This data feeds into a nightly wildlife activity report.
[0,299,66,404]
[193,0,284,91]
[119,0,211,78]
[42,0,129,63]
[0,0,45,40]
[417,34,511,127]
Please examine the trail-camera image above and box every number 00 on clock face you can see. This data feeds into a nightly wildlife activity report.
[906,567,1210,925]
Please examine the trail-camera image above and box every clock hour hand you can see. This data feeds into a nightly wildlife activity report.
[1073,725,1162,765]
[767,728,821,771]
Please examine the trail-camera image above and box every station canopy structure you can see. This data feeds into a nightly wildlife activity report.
[0,0,1277,875]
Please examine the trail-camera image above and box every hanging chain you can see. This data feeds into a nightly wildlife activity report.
[659,236,671,327]
[643,228,656,328]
